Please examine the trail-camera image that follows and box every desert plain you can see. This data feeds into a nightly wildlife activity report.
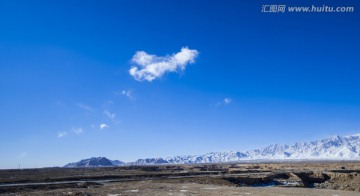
[0,161,359,195]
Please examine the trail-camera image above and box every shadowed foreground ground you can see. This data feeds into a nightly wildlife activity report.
[7,181,359,196]
[1,161,359,195]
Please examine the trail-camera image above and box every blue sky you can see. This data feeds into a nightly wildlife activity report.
[0,0,360,168]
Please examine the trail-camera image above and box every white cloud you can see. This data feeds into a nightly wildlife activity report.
[57,128,83,138]
[99,123,109,130]
[121,89,135,101]
[224,98,232,104]
[57,131,68,138]
[72,128,83,135]
[215,98,233,107]
[129,47,199,81]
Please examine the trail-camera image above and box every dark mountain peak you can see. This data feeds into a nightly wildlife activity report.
[64,157,123,168]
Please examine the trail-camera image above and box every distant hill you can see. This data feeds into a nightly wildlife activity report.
[64,134,360,167]
[64,157,124,168]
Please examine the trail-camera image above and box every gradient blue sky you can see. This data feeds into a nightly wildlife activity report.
[1,0,360,168]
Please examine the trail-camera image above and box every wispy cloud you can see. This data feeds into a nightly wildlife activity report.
[215,98,233,107]
[129,47,199,81]
[102,100,115,110]
[121,89,135,101]
[99,123,109,130]
[57,131,68,138]
[104,110,116,121]
[103,110,120,124]
[57,127,83,138]
[224,98,232,104]
[77,103,92,111]
[72,128,83,135]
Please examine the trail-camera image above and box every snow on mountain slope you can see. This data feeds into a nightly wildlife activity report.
[165,151,248,164]
[162,134,360,164]
[64,134,360,167]
[128,158,169,165]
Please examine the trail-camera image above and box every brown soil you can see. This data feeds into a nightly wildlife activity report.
[0,161,359,195]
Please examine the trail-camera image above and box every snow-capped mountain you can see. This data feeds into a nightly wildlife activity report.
[128,158,168,165]
[245,134,360,160]
[64,157,124,167]
[164,151,248,164]
[64,134,360,167]
[162,134,360,164]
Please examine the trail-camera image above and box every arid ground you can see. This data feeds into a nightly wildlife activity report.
[1,161,359,195]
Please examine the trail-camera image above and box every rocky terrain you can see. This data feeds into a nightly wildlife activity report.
[1,161,359,195]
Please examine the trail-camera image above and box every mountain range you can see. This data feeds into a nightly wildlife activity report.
[64,134,360,167]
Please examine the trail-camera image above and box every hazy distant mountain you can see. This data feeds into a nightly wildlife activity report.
[128,158,169,165]
[64,134,360,167]
[110,159,125,166]
[64,157,123,167]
